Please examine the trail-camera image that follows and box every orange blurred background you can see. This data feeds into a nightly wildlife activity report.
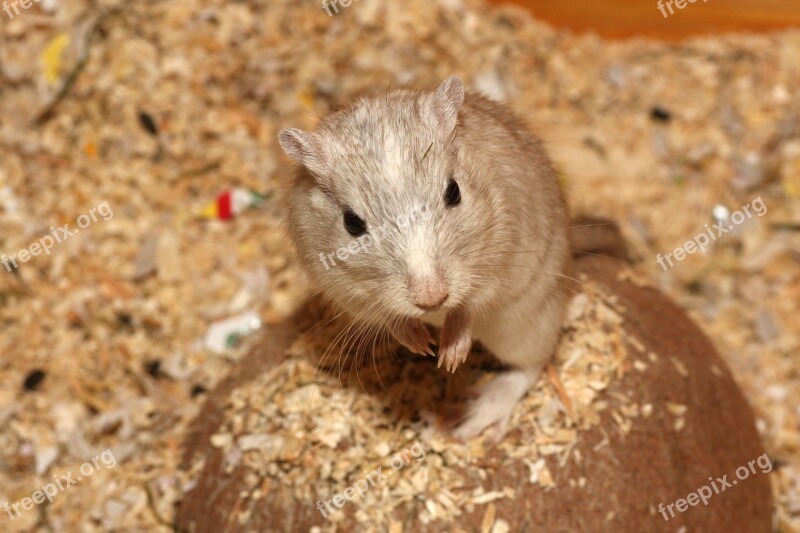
[492,0,800,40]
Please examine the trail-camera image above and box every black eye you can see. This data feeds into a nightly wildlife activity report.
[343,209,367,236]
[445,179,461,207]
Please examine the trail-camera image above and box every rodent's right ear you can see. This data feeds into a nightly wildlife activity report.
[278,128,329,176]
[431,76,465,134]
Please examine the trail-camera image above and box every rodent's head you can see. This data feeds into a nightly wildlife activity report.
[279,77,511,326]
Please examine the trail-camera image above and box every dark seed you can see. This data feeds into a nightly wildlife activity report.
[23,369,46,391]
[138,112,159,136]
[191,384,207,397]
[650,106,671,122]
[117,313,134,328]
[686,280,704,294]
[145,360,161,378]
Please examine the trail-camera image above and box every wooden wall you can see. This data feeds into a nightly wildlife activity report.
[490,0,800,40]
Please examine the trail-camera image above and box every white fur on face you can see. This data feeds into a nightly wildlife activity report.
[404,228,438,283]
[286,85,534,326]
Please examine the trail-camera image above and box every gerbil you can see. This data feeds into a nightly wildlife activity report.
[278,76,571,440]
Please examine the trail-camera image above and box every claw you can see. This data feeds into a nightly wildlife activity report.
[393,320,436,357]
[437,309,472,373]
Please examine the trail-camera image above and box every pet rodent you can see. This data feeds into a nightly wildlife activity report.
[278,76,572,440]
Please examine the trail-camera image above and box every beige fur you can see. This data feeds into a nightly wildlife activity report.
[279,77,570,440]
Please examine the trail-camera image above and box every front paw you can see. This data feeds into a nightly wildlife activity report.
[392,320,436,356]
[438,333,471,373]
[438,309,471,373]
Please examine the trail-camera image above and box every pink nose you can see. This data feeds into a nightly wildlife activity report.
[410,275,449,310]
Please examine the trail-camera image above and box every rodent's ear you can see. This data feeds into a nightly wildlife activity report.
[278,128,329,176]
[432,76,465,133]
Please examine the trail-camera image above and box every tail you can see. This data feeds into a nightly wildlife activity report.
[567,216,633,263]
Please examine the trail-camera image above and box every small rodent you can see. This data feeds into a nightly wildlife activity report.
[279,76,571,441]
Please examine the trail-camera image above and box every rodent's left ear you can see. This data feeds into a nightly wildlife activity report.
[278,128,329,176]
[432,76,465,133]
